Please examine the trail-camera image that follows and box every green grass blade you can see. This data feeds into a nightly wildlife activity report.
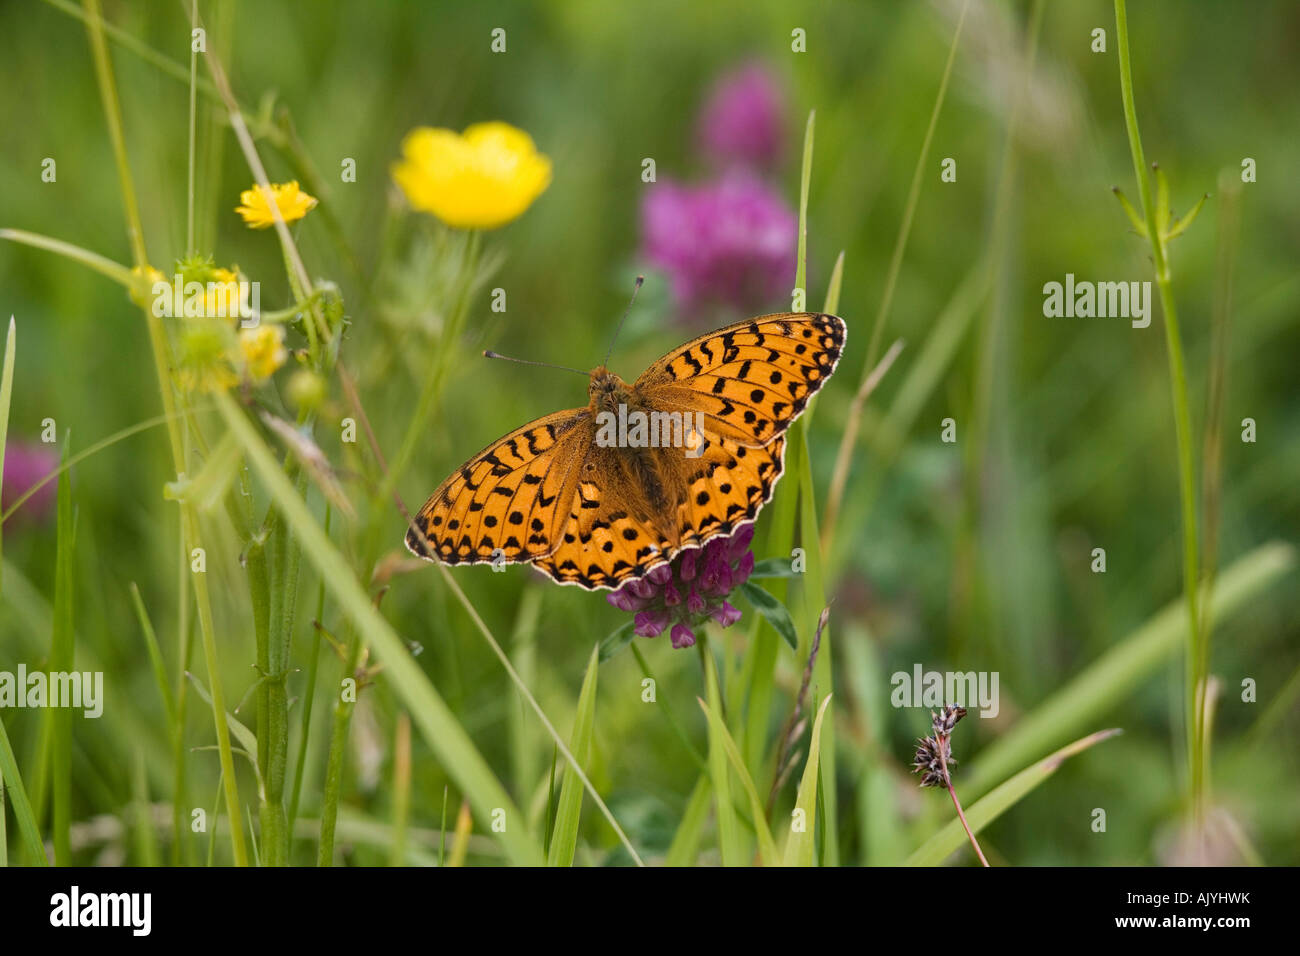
[0,719,46,864]
[129,582,175,726]
[795,110,814,300]
[665,775,711,866]
[0,317,13,595]
[131,750,160,866]
[794,427,837,865]
[547,643,600,866]
[50,440,75,865]
[782,693,832,867]
[215,391,544,865]
[906,729,1122,866]
[966,541,1293,798]
[823,250,844,315]
[697,695,778,865]
[703,642,743,866]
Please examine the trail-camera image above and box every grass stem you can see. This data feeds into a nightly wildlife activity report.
[1113,0,1202,826]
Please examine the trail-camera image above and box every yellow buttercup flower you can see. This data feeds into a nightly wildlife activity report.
[235,180,318,229]
[239,324,288,380]
[391,122,551,229]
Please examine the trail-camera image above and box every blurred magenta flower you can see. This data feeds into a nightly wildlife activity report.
[697,62,786,171]
[2,441,58,522]
[606,524,756,649]
[641,172,796,315]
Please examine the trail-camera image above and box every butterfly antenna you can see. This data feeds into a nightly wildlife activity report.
[482,350,589,377]
[603,274,644,369]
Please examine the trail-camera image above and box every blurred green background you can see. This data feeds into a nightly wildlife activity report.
[0,0,1296,865]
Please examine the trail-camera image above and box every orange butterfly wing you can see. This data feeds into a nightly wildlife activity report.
[635,312,845,447]
[404,409,592,566]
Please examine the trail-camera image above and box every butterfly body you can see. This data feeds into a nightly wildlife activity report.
[406,312,846,589]
[587,366,631,412]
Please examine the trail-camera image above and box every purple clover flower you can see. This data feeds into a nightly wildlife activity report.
[641,171,796,317]
[1,441,57,523]
[697,62,786,172]
[606,524,756,649]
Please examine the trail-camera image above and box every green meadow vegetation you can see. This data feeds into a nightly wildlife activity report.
[0,0,1296,866]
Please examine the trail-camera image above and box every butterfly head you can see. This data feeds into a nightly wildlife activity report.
[587,366,631,414]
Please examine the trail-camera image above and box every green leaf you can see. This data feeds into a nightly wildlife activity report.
[782,693,832,867]
[1111,186,1149,237]
[697,695,779,865]
[748,556,799,579]
[597,619,637,662]
[547,644,600,866]
[703,644,743,866]
[1165,192,1209,241]
[906,729,1122,866]
[739,580,799,651]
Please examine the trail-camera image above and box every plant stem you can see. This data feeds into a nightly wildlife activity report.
[186,0,197,255]
[288,506,332,834]
[0,229,133,288]
[316,622,362,866]
[937,741,988,867]
[1113,0,1202,825]
[261,468,307,866]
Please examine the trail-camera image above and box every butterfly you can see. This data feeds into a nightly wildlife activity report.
[404,312,846,590]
